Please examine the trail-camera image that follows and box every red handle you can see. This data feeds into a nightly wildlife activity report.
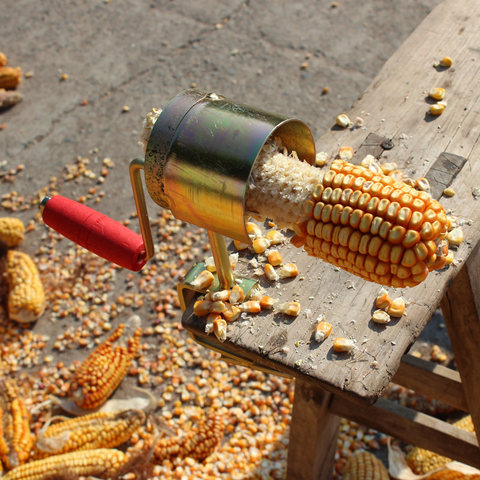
[42,195,147,271]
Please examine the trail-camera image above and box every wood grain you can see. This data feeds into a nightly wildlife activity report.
[182,0,480,403]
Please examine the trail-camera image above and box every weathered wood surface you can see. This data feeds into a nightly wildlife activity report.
[441,244,480,444]
[330,396,480,468]
[183,0,480,403]
[393,354,467,412]
[287,379,340,480]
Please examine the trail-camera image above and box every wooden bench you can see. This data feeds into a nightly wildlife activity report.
[182,0,480,477]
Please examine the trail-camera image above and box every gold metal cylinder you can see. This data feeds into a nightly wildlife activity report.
[145,89,315,243]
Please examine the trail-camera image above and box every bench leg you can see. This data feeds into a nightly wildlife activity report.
[287,378,340,480]
[441,244,480,444]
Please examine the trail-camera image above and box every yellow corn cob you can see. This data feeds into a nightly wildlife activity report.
[32,409,145,459]
[297,159,449,287]
[424,472,480,480]
[0,378,34,470]
[0,67,22,89]
[154,410,224,462]
[406,415,474,474]
[342,450,390,480]
[2,448,128,480]
[0,218,25,247]
[68,320,142,410]
[6,251,45,323]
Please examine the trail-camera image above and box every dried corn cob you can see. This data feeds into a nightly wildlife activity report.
[2,448,128,480]
[33,409,145,459]
[424,472,480,480]
[0,217,25,247]
[0,67,22,89]
[142,111,449,287]
[0,378,34,470]
[5,250,45,323]
[406,415,474,474]
[68,318,142,410]
[154,410,224,462]
[342,450,389,480]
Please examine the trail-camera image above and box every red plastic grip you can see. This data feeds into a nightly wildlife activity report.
[42,195,147,271]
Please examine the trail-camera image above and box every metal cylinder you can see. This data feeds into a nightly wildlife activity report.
[145,89,315,243]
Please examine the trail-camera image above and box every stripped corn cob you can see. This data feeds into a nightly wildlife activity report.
[0,218,25,247]
[5,250,45,323]
[2,448,128,480]
[33,409,145,459]
[68,318,142,409]
[406,415,474,474]
[154,410,224,462]
[0,378,34,470]
[342,450,389,480]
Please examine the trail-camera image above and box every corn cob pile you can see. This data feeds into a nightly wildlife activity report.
[342,450,390,480]
[68,318,142,410]
[142,109,450,288]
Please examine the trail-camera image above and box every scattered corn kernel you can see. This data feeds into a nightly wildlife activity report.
[429,103,445,116]
[264,263,280,281]
[372,309,391,325]
[213,317,227,342]
[233,239,249,250]
[446,227,463,246]
[190,269,215,290]
[277,301,301,317]
[415,177,431,192]
[229,285,245,304]
[337,146,354,161]
[315,152,329,167]
[259,296,275,310]
[246,221,262,238]
[279,263,299,278]
[439,56,453,67]
[333,337,356,353]
[210,301,226,313]
[336,113,351,128]
[211,290,230,302]
[205,313,221,334]
[223,304,241,322]
[443,187,455,197]
[193,300,212,317]
[428,87,445,101]
[239,300,261,314]
[265,229,285,244]
[252,237,271,254]
[267,250,283,266]
[387,297,406,317]
[314,318,332,343]
[375,288,391,310]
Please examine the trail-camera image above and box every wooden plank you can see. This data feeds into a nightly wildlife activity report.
[287,379,340,480]
[330,396,480,468]
[441,243,480,445]
[392,354,467,412]
[182,0,480,403]
[425,151,468,199]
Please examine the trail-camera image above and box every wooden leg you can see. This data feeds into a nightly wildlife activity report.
[287,378,340,480]
[441,244,480,444]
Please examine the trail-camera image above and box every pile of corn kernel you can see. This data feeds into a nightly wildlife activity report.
[0,147,465,479]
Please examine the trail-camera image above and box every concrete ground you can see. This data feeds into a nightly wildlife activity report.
[1,0,453,478]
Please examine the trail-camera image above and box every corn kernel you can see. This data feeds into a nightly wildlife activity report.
[314,317,332,343]
[387,297,406,317]
[259,296,275,310]
[193,300,212,317]
[210,301,226,313]
[252,237,271,254]
[229,285,245,304]
[279,263,299,278]
[213,317,227,342]
[443,187,455,197]
[264,263,279,281]
[223,304,241,322]
[266,229,285,244]
[333,337,356,353]
[415,177,431,192]
[211,290,230,302]
[380,162,397,175]
[336,113,351,128]
[375,288,391,310]
[246,221,262,238]
[337,146,354,161]
[239,300,261,313]
[315,152,329,167]
[439,56,453,67]
[190,270,215,290]
[429,103,445,116]
[428,87,445,100]
[360,154,382,174]
[372,309,391,324]
[267,250,283,266]
[233,239,249,250]
[277,301,300,316]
